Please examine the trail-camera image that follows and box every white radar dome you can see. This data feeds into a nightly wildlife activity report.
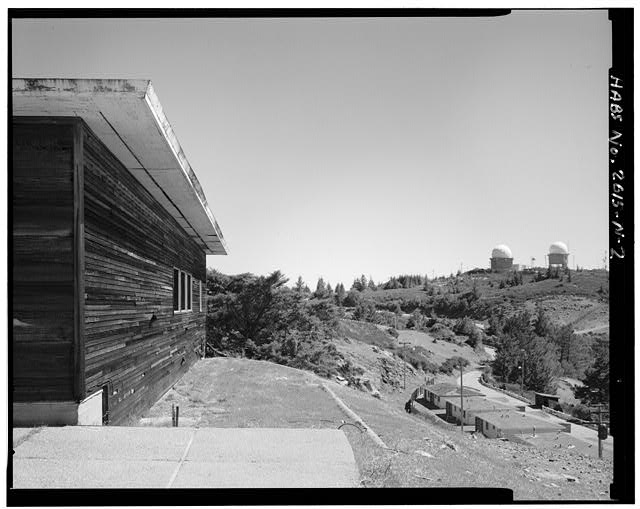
[549,241,569,255]
[491,244,513,259]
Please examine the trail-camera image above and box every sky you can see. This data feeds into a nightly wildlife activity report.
[12,11,612,289]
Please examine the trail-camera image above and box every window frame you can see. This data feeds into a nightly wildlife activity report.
[173,268,194,314]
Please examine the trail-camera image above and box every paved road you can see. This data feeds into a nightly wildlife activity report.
[12,427,359,489]
[574,324,609,335]
[462,370,613,458]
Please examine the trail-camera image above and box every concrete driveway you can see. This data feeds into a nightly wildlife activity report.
[11,427,359,489]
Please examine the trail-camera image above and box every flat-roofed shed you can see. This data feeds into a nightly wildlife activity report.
[424,383,485,409]
[475,410,565,438]
[12,78,226,426]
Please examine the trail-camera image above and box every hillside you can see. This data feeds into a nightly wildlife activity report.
[140,357,612,500]
[360,269,609,337]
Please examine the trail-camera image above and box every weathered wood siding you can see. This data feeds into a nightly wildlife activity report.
[82,121,206,424]
[12,120,77,401]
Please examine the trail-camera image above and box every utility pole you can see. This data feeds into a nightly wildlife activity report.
[592,403,609,459]
[459,361,464,434]
[519,349,526,396]
[598,404,603,459]
[399,341,410,390]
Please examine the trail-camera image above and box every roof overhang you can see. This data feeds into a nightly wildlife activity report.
[12,78,227,255]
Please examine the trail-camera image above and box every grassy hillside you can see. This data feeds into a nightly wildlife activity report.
[359,268,609,333]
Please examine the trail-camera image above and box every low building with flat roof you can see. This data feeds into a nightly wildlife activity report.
[445,396,523,425]
[423,383,485,409]
[474,410,567,439]
[534,392,561,408]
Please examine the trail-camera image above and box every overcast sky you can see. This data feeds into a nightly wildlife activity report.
[12,11,611,288]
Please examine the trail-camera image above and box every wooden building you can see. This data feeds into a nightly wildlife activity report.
[12,79,227,426]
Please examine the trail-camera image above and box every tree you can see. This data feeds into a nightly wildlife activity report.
[523,337,561,392]
[353,299,377,323]
[351,277,365,292]
[574,338,609,406]
[314,277,327,298]
[335,283,346,306]
[367,276,377,291]
[343,289,362,307]
[550,324,592,379]
[533,303,553,337]
[294,276,306,293]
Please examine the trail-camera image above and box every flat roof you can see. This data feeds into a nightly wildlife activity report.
[534,392,560,399]
[12,78,227,255]
[427,383,484,397]
[477,410,563,432]
[448,397,514,412]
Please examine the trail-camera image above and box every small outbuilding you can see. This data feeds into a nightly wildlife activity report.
[445,396,522,425]
[12,79,227,426]
[534,392,561,409]
[423,383,485,409]
[474,411,566,439]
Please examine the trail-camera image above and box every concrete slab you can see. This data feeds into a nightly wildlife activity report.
[11,427,359,489]
[186,428,354,463]
[14,426,194,461]
[173,460,357,488]
[12,459,178,489]
[12,428,33,447]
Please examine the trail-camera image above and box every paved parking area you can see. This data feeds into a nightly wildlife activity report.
[11,427,359,489]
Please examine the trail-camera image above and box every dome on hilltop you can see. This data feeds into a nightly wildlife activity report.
[549,241,569,255]
[491,244,513,259]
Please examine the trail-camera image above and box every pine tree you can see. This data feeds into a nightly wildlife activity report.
[533,304,553,337]
[335,283,346,306]
[315,277,326,298]
[294,276,305,293]
[367,276,377,291]
[326,283,334,297]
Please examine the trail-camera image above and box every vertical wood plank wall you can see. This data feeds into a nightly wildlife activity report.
[82,121,206,424]
[12,120,76,401]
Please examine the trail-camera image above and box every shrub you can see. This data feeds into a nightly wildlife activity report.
[397,345,438,373]
[430,323,455,342]
[453,316,476,336]
[439,356,470,374]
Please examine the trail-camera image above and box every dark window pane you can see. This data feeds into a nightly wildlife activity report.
[187,275,192,309]
[173,269,179,310]
[180,271,186,310]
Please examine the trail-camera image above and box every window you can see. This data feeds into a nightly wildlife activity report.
[173,268,193,313]
[199,281,203,312]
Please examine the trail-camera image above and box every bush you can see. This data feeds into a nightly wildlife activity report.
[387,327,399,339]
[439,356,470,374]
[430,323,456,342]
[453,316,476,336]
[397,345,438,373]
